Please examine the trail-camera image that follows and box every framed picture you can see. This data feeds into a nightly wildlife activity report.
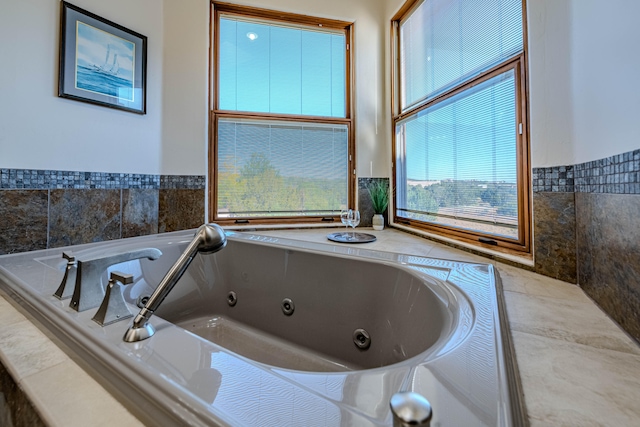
[59,2,147,114]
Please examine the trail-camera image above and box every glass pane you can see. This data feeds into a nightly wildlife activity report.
[400,0,522,110]
[219,17,346,117]
[395,69,518,238]
[217,118,348,217]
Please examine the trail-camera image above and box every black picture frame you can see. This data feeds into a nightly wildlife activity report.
[59,1,147,114]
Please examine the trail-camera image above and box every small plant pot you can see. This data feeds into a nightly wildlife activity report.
[372,214,384,231]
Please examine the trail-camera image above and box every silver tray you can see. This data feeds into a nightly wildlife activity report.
[327,232,377,244]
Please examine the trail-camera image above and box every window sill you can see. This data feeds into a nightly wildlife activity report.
[220,222,341,232]
[390,222,534,267]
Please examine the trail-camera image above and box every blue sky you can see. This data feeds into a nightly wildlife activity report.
[217,14,518,186]
[217,17,349,184]
[219,17,345,117]
[401,70,518,183]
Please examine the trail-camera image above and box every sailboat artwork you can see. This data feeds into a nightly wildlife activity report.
[92,44,120,76]
[75,21,135,101]
[59,2,146,114]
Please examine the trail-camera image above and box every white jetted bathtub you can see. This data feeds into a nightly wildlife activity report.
[0,229,524,426]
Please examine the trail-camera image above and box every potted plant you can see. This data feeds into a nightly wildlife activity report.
[367,180,389,230]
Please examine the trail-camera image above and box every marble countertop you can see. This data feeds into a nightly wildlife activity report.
[1,228,639,426]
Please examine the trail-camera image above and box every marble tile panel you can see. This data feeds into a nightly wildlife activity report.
[426,245,496,264]
[48,189,121,248]
[121,189,158,238]
[358,186,375,227]
[158,189,204,233]
[512,331,640,427]
[21,360,143,427]
[504,291,640,355]
[375,234,436,257]
[252,228,437,257]
[576,192,640,344]
[0,298,28,328]
[533,192,577,283]
[0,190,48,255]
[0,320,67,379]
[1,360,46,427]
[496,262,589,303]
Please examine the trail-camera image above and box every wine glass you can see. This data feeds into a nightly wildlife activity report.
[340,209,351,238]
[349,210,360,238]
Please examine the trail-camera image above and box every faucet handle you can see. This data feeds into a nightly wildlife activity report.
[53,252,78,300]
[110,271,134,285]
[92,271,135,326]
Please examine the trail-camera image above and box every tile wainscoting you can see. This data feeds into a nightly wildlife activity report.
[2,163,638,343]
[533,148,640,343]
[532,192,577,283]
[576,193,640,342]
[0,169,205,255]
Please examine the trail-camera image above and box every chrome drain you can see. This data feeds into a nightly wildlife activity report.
[227,291,238,307]
[353,328,371,349]
[281,298,295,315]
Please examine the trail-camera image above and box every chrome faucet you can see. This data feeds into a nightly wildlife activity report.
[70,248,162,312]
[123,224,227,343]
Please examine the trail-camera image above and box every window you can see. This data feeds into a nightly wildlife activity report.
[392,0,530,253]
[210,3,354,224]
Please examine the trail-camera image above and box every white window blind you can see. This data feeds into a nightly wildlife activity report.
[400,0,523,111]
[217,118,348,217]
[219,16,346,117]
[396,69,518,238]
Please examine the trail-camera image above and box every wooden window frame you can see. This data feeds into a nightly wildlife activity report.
[208,1,355,225]
[390,0,531,256]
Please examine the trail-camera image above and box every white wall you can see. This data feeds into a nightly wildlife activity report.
[528,0,640,167]
[10,1,634,176]
[527,0,575,167]
[0,0,390,178]
[566,0,640,165]
[0,0,164,174]
[161,0,210,175]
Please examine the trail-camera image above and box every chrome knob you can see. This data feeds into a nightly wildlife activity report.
[390,392,432,427]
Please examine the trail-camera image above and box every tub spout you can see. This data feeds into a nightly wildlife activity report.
[123,224,227,343]
[70,247,162,312]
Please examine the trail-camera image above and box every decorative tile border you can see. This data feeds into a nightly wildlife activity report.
[358,177,389,191]
[532,166,575,193]
[0,169,205,190]
[160,175,206,189]
[533,148,640,194]
[0,169,159,190]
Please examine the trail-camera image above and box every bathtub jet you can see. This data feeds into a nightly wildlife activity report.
[123,223,227,343]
